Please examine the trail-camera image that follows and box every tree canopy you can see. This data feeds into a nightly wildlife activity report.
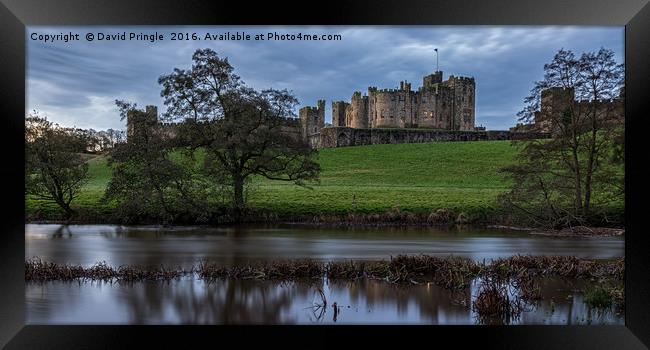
[25,113,89,219]
[158,48,320,214]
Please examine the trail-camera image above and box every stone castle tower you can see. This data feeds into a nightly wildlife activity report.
[126,105,158,142]
[299,99,325,139]
[301,70,476,136]
[534,87,575,133]
[126,105,179,143]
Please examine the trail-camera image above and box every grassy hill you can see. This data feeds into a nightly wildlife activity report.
[26,140,520,221]
[250,141,518,215]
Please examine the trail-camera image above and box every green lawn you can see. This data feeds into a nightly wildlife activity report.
[249,141,518,215]
[26,140,520,219]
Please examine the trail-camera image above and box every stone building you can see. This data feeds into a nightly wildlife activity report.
[532,86,624,133]
[301,70,476,138]
[298,100,325,140]
[126,105,177,143]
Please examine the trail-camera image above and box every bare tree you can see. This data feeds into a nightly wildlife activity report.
[501,48,624,227]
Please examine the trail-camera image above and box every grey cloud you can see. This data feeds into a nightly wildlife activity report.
[27,26,623,130]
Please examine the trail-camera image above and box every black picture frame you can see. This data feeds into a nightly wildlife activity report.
[1,0,649,348]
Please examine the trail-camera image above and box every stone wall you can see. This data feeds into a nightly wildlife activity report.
[308,127,549,149]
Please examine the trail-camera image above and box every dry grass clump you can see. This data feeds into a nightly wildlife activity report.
[116,265,183,280]
[487,255,624,280]
[343,206,424,226]
[427,209,453,224]
[325,260,386,279]
[26,258,97,281]
[326,255,481,289]
[198,259,324,281]
[25,258,183,282]
[385,255,481,288]
[472,277,526,325]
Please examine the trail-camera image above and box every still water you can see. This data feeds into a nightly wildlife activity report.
[26,224,624,268]
[25,224,624,325]
[26,277,623,325]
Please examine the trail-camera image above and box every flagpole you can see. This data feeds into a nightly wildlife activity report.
[435,48,439,72]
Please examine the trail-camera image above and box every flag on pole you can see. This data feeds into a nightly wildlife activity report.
[434,48,439,72]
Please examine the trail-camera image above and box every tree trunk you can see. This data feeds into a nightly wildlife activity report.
[232,174,245,221]
[571,143,583,215]
[57,198,75,221]
[583,112,599,218]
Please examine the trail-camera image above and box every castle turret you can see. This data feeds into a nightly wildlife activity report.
[332,101,349,127]
[423,71,443,89]
[371,90,399,128]
[127,105,158,142]
[535,87,575,133]
[299,100,325,139]
[347,92,369,128]
[444,75,476,131]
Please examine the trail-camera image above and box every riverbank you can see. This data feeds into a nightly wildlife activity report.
[529,226,625,237]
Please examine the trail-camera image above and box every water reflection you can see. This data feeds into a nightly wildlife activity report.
[26,277,623,325]
[26,224,624,268]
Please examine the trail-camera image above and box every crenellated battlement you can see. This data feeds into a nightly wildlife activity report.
[299,68,477,144]
[533,86,624,133]
[299,106,321,113]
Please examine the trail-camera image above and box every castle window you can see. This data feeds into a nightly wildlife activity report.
[390,115,394,119]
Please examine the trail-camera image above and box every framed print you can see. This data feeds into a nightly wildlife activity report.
[1,0,649,348]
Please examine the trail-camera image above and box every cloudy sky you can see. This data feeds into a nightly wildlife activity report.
[27,26,623,131]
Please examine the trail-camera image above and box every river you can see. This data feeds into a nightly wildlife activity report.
[25,224,624,325]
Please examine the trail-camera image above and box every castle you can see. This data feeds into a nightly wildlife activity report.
[126,67,554,150]
[126,105,179,143]
[510,86,625,133]
[299,70,476,141]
